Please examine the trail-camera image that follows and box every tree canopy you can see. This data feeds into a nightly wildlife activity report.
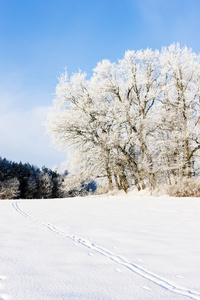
[46,44,200,192]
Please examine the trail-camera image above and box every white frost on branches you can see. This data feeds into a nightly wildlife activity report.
[46,44,200,192]
[0,178,20,199]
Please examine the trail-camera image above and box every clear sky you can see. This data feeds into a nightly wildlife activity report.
[0,0,200,169]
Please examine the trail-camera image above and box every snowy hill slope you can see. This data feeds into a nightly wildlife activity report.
[0,194,200,299]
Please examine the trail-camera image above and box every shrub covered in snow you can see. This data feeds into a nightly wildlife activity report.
[167,178,200,197]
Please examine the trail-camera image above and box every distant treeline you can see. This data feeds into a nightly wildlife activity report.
[0,157,96,199]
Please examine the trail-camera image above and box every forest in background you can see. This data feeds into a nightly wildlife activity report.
[0,157,96,199]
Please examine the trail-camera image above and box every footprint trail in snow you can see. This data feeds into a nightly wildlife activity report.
[0,277,10,300]
[12,201,200,300]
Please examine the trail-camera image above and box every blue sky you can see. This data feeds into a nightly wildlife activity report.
[0,0,200,169]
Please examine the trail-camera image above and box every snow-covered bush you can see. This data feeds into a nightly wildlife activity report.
[60,173,97,197]
[167,178,200,197]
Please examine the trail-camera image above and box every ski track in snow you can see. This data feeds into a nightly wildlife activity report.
[12,201,200,300]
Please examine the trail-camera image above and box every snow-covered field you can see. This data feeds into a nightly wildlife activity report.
[0,193,200,300]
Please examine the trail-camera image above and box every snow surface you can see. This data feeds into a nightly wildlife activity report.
[0,193,200,299]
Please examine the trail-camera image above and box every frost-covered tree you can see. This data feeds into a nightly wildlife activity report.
[46,44,200,192]
[24,175,38,199]
[157,44,200,183]
[46,49,161,191]
[0,177,20,199]
[38,173,53,199]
